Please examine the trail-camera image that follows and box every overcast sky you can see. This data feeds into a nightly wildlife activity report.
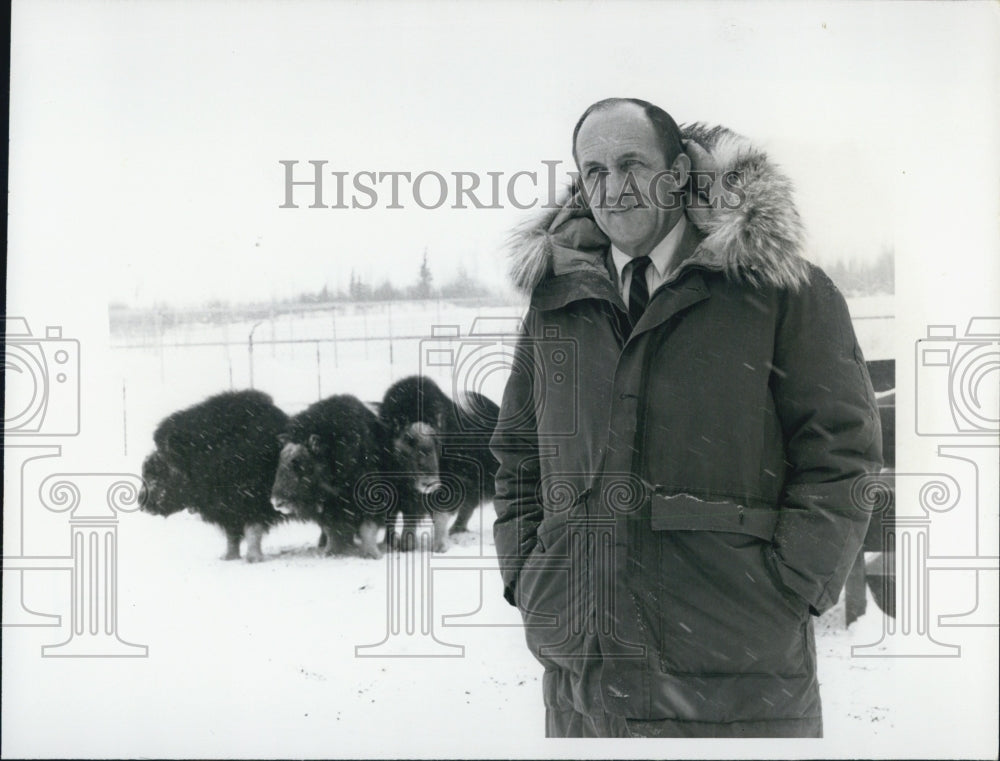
[8,1,998,306]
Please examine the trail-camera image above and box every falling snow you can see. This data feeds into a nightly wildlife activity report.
[4,297,996,757]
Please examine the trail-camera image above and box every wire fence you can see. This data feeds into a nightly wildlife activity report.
[109,297,893,455]
[111,301,528,454]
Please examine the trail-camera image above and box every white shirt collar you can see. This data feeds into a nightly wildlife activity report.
[610,214,688,285]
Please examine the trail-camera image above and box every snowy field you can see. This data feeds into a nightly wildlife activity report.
[6,501,996,758]
[6,294,998,758]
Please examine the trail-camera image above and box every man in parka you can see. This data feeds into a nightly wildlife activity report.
[490,98,882,738]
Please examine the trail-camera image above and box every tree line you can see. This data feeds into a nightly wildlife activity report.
[823,247,894,296]
[108,250,501,336]
[297,250,494,305]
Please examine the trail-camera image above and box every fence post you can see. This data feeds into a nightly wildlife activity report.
[363,309,369,359]
[316,341,322,400]
[387,300,394,365]
[155,310,165,383]
[121,381,128,456]
[331,310,339,368]
[248,320,264,389]
[269,305,276,358]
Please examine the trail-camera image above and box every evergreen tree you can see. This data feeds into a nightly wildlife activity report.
[416,249,433,299]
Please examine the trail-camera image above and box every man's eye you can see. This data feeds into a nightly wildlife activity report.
[586,167,605,178]
[621,159,640,170]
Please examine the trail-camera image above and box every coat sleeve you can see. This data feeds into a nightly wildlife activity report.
[490,314,545,607]
[765,267,883,615]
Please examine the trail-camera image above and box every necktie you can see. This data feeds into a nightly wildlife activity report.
[627,255,651,327]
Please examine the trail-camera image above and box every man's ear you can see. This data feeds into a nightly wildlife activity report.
[668,151,691,190]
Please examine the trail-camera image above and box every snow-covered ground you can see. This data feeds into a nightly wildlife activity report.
[5,500,997,758]
[5,295,998,758]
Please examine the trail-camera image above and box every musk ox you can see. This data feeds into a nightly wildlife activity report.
[139,389,289,562]
[270,394,386,559]
[378,416,443,553]
[378,375,500,552]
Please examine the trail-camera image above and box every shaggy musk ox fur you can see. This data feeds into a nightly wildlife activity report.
[378,375,500,552]
[139,389,289,562]
[139,449,194,517]
[270,394,385,558]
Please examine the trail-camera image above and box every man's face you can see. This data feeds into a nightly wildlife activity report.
[575,104,685,257]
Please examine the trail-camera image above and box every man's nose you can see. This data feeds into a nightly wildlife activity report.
[603,169,632,209]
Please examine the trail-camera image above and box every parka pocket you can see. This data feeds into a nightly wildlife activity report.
[515,518,569,617]
[514,518,585,668]
[649,494,810,678]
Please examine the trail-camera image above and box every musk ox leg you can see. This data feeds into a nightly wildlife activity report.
[449,501,477,535]
[384,509,400,551]
[358,519,381,559]
[244,523,266,563]
[317,530,327,549]
[320,524,340,555]
[321,523,353,556]
[431,510,451,553]
[223,527,242,560]
[396,516,420,552]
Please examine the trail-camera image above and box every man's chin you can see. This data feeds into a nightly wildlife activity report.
[600,218,673,256]
[604,231,651,255]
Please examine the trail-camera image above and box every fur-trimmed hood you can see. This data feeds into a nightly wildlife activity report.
[508,122,810,294]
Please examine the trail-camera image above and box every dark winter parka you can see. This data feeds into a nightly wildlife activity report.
[490,124,883,736]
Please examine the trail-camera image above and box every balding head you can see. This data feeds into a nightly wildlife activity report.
[572,98,684,170]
